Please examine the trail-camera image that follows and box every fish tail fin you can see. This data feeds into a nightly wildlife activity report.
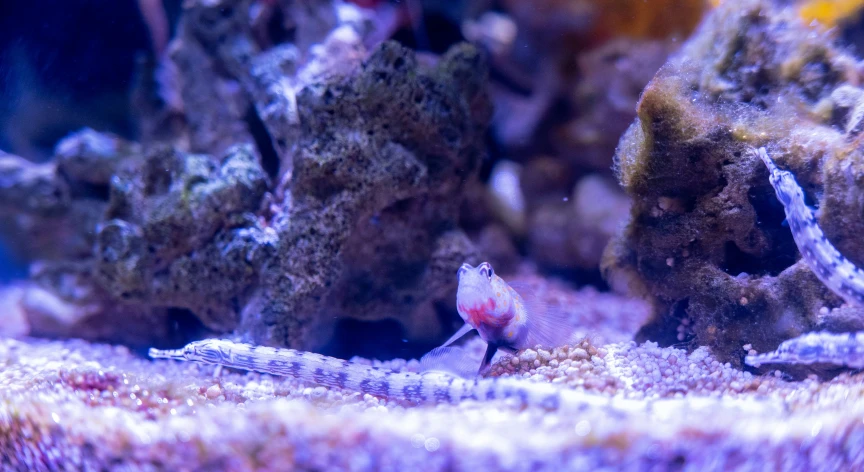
[148,347,187,360]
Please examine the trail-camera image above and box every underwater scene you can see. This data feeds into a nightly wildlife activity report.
[3,0,864,470]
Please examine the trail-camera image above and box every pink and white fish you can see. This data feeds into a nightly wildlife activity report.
[429,262,575,374]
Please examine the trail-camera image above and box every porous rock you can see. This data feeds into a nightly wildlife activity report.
[172,0,373,179]
[0,132,200,347]
[1,2,492,351]
[242,41,490,349]
[603,0,864,365]
[95,143,271,331]
[0,145,108,262]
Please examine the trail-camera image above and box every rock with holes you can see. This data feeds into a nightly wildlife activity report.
[1,138,271,343]
[240,40,490,350]
[1,1,491,354]
[602,0,864,365]
[94,143,271,331]
[0,130,143,262]
[0,132,204,348]
[157,0,375,182]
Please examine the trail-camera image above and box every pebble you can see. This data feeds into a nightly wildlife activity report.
[570,348,589,360]
[520,350,538,362]
[6,335,856,470]
[205,385,222,400]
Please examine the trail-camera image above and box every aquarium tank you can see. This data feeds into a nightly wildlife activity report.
[2,0,864,470]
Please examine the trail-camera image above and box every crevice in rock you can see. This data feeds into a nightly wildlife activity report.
[721,240,794,278]
[127,307,210,357]
[243,105,281,180]
[636,297,691,347]
[391,11,464,54]
[839,10,864,57]
[745,182,799,276]
[319,317,440,361]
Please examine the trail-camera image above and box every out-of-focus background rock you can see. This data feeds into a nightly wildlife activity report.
[0,0,705,357]
[5,0,864,369]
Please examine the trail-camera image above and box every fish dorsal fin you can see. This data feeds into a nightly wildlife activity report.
[419,346,479,378]
[507,281,576,350]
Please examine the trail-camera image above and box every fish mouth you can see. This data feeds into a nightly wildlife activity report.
[456,283,492,300]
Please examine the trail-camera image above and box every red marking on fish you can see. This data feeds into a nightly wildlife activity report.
[465,298,516,329]
[461,298,508,328]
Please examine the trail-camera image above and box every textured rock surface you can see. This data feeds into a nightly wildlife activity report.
[0,138,112,262]
[604,0,864,365]
[243,40,491,349]
[0,133,275,346]
[95,143,271,331]
[0,1,492,351]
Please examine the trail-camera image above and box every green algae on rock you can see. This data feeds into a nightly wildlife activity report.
[603,0,864,366]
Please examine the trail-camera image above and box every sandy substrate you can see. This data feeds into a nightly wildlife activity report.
[1,278,863,471]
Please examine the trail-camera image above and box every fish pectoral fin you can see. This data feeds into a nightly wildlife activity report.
[419,346,479,378]
[524,309,577,350]
[508,282,576,350]
[441,322,475,347]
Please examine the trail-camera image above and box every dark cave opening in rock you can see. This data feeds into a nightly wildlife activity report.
[391,10,464,55]
[243,105,281,180]
[164,307,211,345]
[721,240,796,278]
[636,297,692,348]
[741,181,799,276]
[840,8,864,58]
[319,317,442,361]
[124,307,210,357]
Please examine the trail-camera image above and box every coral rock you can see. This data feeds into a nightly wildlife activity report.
[604,0,864,365]
[242,41,491,349]
[96,143,270,330]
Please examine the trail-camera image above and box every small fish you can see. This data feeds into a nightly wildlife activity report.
[149,338,576,409]
[755,147,864,306]
[433,262,574,374]
[745,331,864,369]
[742,148,864,370]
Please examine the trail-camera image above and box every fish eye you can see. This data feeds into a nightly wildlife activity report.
[478,262,493,279]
